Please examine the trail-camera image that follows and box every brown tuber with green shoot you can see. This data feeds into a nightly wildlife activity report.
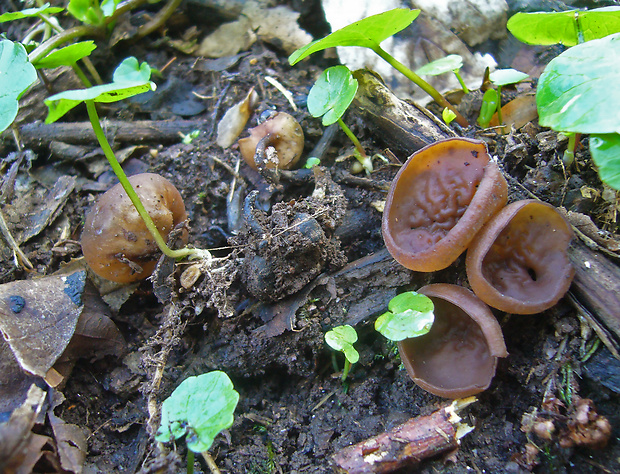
[238,112,304,171]
[81,173,188,283]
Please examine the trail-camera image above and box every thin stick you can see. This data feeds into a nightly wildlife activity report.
[201,452,222,474]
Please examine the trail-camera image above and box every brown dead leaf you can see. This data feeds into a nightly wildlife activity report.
[0,271,86,378]
[0,338,41,417]
[48,390,87,474]
[0,384,50,474]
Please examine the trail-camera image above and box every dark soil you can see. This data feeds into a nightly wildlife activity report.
[1,1,619,474]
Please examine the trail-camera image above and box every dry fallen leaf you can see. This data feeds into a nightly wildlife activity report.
[0,384,50,474]
[0,271,86,378]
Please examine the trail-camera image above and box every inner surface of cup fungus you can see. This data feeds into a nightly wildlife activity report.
[81,173,188,283]
[398,283,508,399]
[466,199,575,314]
[382,138,508,272]
[238,112,304,170]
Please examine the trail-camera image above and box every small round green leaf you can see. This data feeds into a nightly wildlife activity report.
[0,40,37,133]
[376,291,434,342]
[415,55,463,76]
[307,65,358,125]
[537,33,620,134]
[489,68,528,86]
[590,134,620,190]
[375,308,434,342]
[325,325,359,364]
[388,291,433,314]
[156,371,239,453]
[289,9,420,65]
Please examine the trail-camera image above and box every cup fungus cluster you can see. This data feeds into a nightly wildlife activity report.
[81,173,188,283]
[383,138,575,398]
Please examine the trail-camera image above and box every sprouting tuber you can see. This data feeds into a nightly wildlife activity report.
[81,173,188,283]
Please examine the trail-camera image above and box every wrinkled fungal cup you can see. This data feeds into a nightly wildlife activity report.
[81,173,188,283]
[398,283,508,399]
[466,200,574,314]
[382,138,508,272]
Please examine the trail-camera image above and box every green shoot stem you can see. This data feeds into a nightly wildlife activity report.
[341,359,352,382]
[187,450,194,474]
[496,85,504,133]
[134,0,184,40]
[563,132,577,166]
[371,44,469,127]
[85,100,198,260]
[454,70,469,94]
[28,25,103,64]
[337,118,373,174]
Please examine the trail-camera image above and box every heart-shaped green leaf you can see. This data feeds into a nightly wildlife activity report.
[289,8,420,65]
[537,33,620,133]
[307,65,358,125]
[0,40,37,132]
[113,56,152,83]
[156,371,239,453]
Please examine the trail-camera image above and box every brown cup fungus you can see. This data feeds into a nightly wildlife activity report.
[238,112,304,170]
[382,138,508,272]
[398,284,508,399]
[466,200,574,314]
[81,173,188,283]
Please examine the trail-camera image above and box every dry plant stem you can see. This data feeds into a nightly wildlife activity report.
[0,210,33,270]
[201,452,222,474]
[135,0,184,40]
[332,399,475,474]
[371,44,469,127]
[15,119,207,146]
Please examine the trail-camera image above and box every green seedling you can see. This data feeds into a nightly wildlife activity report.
[156,371,239,474]
[307,65,373,174]
[507,6,620,46]
[67,0,121,27]
[289,8,469,127]
[44,57,210,261]
[415,54,469,94]
[375,291,434,342]
[0,40,38,133]
[537,33,620,187]
[442,107,457,126]
[508,8,620,188]
[478,68,528,130]
[325,325,359,382]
